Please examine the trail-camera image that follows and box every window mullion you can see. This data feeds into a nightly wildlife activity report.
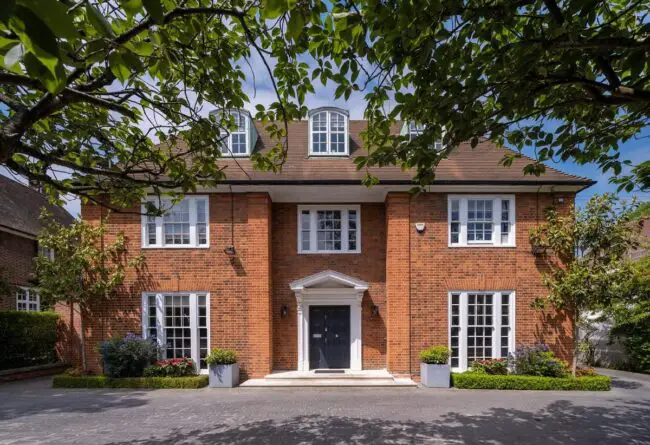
[494,292,502,359]
[326,112,330,154]
[189,198,197,247]
[310,211,318,252]
[156,294,164,354]
[460,199,468,245]
[494,198,501,246]
[342,210,349,252]
[460,292,468,371]
[190,293,199,371]
[156,214,163,247]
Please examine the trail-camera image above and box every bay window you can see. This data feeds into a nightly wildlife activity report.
[449,291,515,372]
[298,205,360,253]
[448,195,515,247]
[141,196,209,248]
[142,292,210,372]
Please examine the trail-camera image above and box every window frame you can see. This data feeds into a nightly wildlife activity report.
[16,286,40,312]
[141,196,210,249]
[224,110,250,157]
[308,109,349,156]
[447,195,516,247]
[142,292,210,374]
[297,205,361,254]
[448,291,516,372]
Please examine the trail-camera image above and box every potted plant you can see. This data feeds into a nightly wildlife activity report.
[419,346,451,388]
[205,348,239,388]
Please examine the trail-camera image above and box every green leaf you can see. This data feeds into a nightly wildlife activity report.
[3,42,23,72]
[125,40,154,56]
[142,0,164,24]
[261,0,285,19]
[9,6,61,76]
[108,52,131,83]
[87,5,115,37]
[23,51,66,94]
[18,0,77,39]
[120,0,143,15]
[286,11,304,41]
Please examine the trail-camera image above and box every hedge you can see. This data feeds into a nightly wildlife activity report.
[0,310,59,370]
[451,373,611,391]
[52,374,209,389]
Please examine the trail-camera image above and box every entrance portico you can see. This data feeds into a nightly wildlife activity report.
[289,270,368,372]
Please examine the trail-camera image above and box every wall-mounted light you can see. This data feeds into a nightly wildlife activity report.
[415,222,426,234]
[372,305,380,317]
[224,245,236,256]
[280,304,289,318]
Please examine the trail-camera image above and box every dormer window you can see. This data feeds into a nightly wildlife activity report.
[403,122,444,150]
[309,108,349,156]
[212,109,257,157]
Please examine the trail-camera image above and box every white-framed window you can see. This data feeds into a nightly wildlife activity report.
[449,291,515,372]
[16,287,40,312]
[141,196,209,248]
[38,244,54,260]
[217,109,251,157]
[448,195,515,247]
[298,205,360,253]
[406,122,443,150]
[308,109,349,155]
[142,292,210,372]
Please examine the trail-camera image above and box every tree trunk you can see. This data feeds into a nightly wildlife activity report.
[572,315,579,377]
[68,298,74,364]
[80,304,87,371]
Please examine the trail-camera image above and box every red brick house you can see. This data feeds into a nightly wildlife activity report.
[0,175,74,311]
[64,108,594,381]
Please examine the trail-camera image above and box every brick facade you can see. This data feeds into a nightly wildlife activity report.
[0,230,37,309]
[62,190,574,378]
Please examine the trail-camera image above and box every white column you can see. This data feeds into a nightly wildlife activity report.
[296,294,305,371]
[350,291,363,371]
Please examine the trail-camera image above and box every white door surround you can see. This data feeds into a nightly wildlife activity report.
[290,270,368,371]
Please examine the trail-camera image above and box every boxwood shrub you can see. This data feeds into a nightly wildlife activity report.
[451,373,611,391]
[52,374,209,389]
[0,310,59,370]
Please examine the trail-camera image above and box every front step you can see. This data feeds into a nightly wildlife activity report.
[240,369,417,387]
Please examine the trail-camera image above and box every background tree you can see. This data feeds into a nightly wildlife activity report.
[35,213,142,370]
[335,0,650,191]
[529,194,641,375]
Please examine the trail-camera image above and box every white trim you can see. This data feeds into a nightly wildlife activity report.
[141,196,209,249]
[297,205,361,254]
[15,286,40,312]
[448,195,516,247]
[448,291,516,372]
[141,292,211,374]
[291,270,368,371]
[308,109,349,156]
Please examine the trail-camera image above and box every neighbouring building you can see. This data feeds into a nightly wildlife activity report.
[0,175,74,311]
[60,107,594,380]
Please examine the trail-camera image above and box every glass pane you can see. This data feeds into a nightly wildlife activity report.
[163,199,191,245]
[163,294,192,362]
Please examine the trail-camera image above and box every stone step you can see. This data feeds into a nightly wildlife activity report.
[240,378,417,387]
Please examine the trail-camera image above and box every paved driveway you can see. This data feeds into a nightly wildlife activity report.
[0,369,649,445]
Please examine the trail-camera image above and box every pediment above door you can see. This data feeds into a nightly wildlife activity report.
[289,270,369,292]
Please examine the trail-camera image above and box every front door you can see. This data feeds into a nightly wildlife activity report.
[309,305,350,369]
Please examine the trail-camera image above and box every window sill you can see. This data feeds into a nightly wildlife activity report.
[298,250,361,255]
[142,245,211,249]
[307,154,350,158]
[223,153,250,158]
[448,244,517,248]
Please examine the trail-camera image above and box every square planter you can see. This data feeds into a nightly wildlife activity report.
[421,363,450,388]
[208,363,239,388]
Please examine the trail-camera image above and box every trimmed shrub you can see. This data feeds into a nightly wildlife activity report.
[144,358,196,377]
[98,333,158,377]
[419,346,450,365]
[52,374,208,389]
[509,343,570,378]
[205,348,238,366]
[451,373,611,391]
[0,310,59,370]
[470,359,509,375]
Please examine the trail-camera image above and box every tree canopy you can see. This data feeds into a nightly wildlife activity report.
[1,0,649,210]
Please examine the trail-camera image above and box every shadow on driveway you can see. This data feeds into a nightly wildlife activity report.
[104,399,650,445]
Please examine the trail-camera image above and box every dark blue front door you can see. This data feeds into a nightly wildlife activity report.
[309,306,350,369]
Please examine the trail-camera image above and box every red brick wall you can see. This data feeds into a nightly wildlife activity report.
[68,193,273,378]
[0,230,37,309]
[271,203,387,370]
[407,192,574,376]
[66,191,574,378]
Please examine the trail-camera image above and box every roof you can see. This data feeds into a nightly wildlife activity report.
[208,120,594,187]
[0,175,75,238]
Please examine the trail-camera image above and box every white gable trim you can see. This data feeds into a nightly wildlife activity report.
[290,269,369,292]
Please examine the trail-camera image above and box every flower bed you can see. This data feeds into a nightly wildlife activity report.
[52,374,208,389]
[451,373,611,391]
